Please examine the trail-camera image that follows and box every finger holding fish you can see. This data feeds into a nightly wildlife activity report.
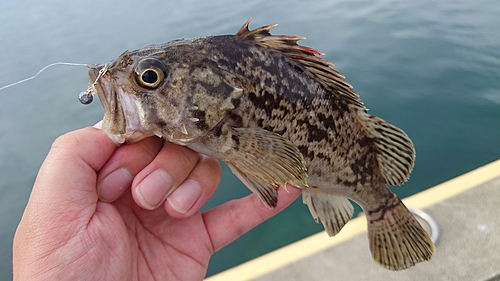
[127,140,222,217]
[96,136,163,202]
[164,154,221,218]
[114,140,200,211]
[96,133,222,216]
[202,183,302,252]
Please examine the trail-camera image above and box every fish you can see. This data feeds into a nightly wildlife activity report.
[84,19,434,270]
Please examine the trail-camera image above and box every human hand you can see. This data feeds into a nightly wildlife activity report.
[13,125,301,280]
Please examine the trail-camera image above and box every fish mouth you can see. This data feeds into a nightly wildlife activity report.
[88,64,154,145]
[88,64,127,136]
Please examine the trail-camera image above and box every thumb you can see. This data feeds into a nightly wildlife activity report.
[13,127,118,278]
[28,126,117,219]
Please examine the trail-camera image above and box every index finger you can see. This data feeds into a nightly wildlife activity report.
[202,185,302,252]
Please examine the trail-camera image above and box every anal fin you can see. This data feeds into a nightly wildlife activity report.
[367,196,435,270]
[302,188,354,236]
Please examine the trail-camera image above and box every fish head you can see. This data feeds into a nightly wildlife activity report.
[88,40,243,145]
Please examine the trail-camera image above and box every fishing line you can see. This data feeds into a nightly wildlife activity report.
[0,62,88,92]
[0,61,107,105]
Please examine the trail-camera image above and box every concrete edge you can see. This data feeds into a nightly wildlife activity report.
[205,159,500,281]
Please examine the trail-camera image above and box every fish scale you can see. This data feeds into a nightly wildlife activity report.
[84,18,434,270]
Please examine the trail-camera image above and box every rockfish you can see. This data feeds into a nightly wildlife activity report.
[83,19,434,270]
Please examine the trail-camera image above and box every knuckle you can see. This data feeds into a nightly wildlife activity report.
[164,142,199,168]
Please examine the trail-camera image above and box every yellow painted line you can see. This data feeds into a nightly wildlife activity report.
[205,159,500,281]
[403,159,500,209]
[205,218,367,281]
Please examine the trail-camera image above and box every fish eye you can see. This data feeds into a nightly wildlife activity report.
[134,58,168,89]
[137,68,163,88]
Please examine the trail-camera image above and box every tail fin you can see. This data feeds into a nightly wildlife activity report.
[302,188,354,236]
[367,198,435,270]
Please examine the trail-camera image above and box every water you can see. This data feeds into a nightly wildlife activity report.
[1,0,499,278]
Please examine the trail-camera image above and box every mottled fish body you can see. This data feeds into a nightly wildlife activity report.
[87,19,434,270]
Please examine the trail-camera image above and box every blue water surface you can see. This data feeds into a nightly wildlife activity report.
[0,0,499,278]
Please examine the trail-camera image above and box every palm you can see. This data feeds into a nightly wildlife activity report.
[87,194,212,281]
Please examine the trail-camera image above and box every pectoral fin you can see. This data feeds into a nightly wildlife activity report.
[226,163,279,207]
[225,128,308,208]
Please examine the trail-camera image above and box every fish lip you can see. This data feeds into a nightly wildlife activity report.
[88,64,127,136]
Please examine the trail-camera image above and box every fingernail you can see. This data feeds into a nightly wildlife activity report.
[98,168,133,202]
[167,179,202,214]
[136,170,173,210]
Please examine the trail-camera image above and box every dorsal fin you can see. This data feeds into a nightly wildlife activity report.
[236,18,365,110]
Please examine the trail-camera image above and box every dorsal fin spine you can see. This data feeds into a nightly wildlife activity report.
[236,19,366,111]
